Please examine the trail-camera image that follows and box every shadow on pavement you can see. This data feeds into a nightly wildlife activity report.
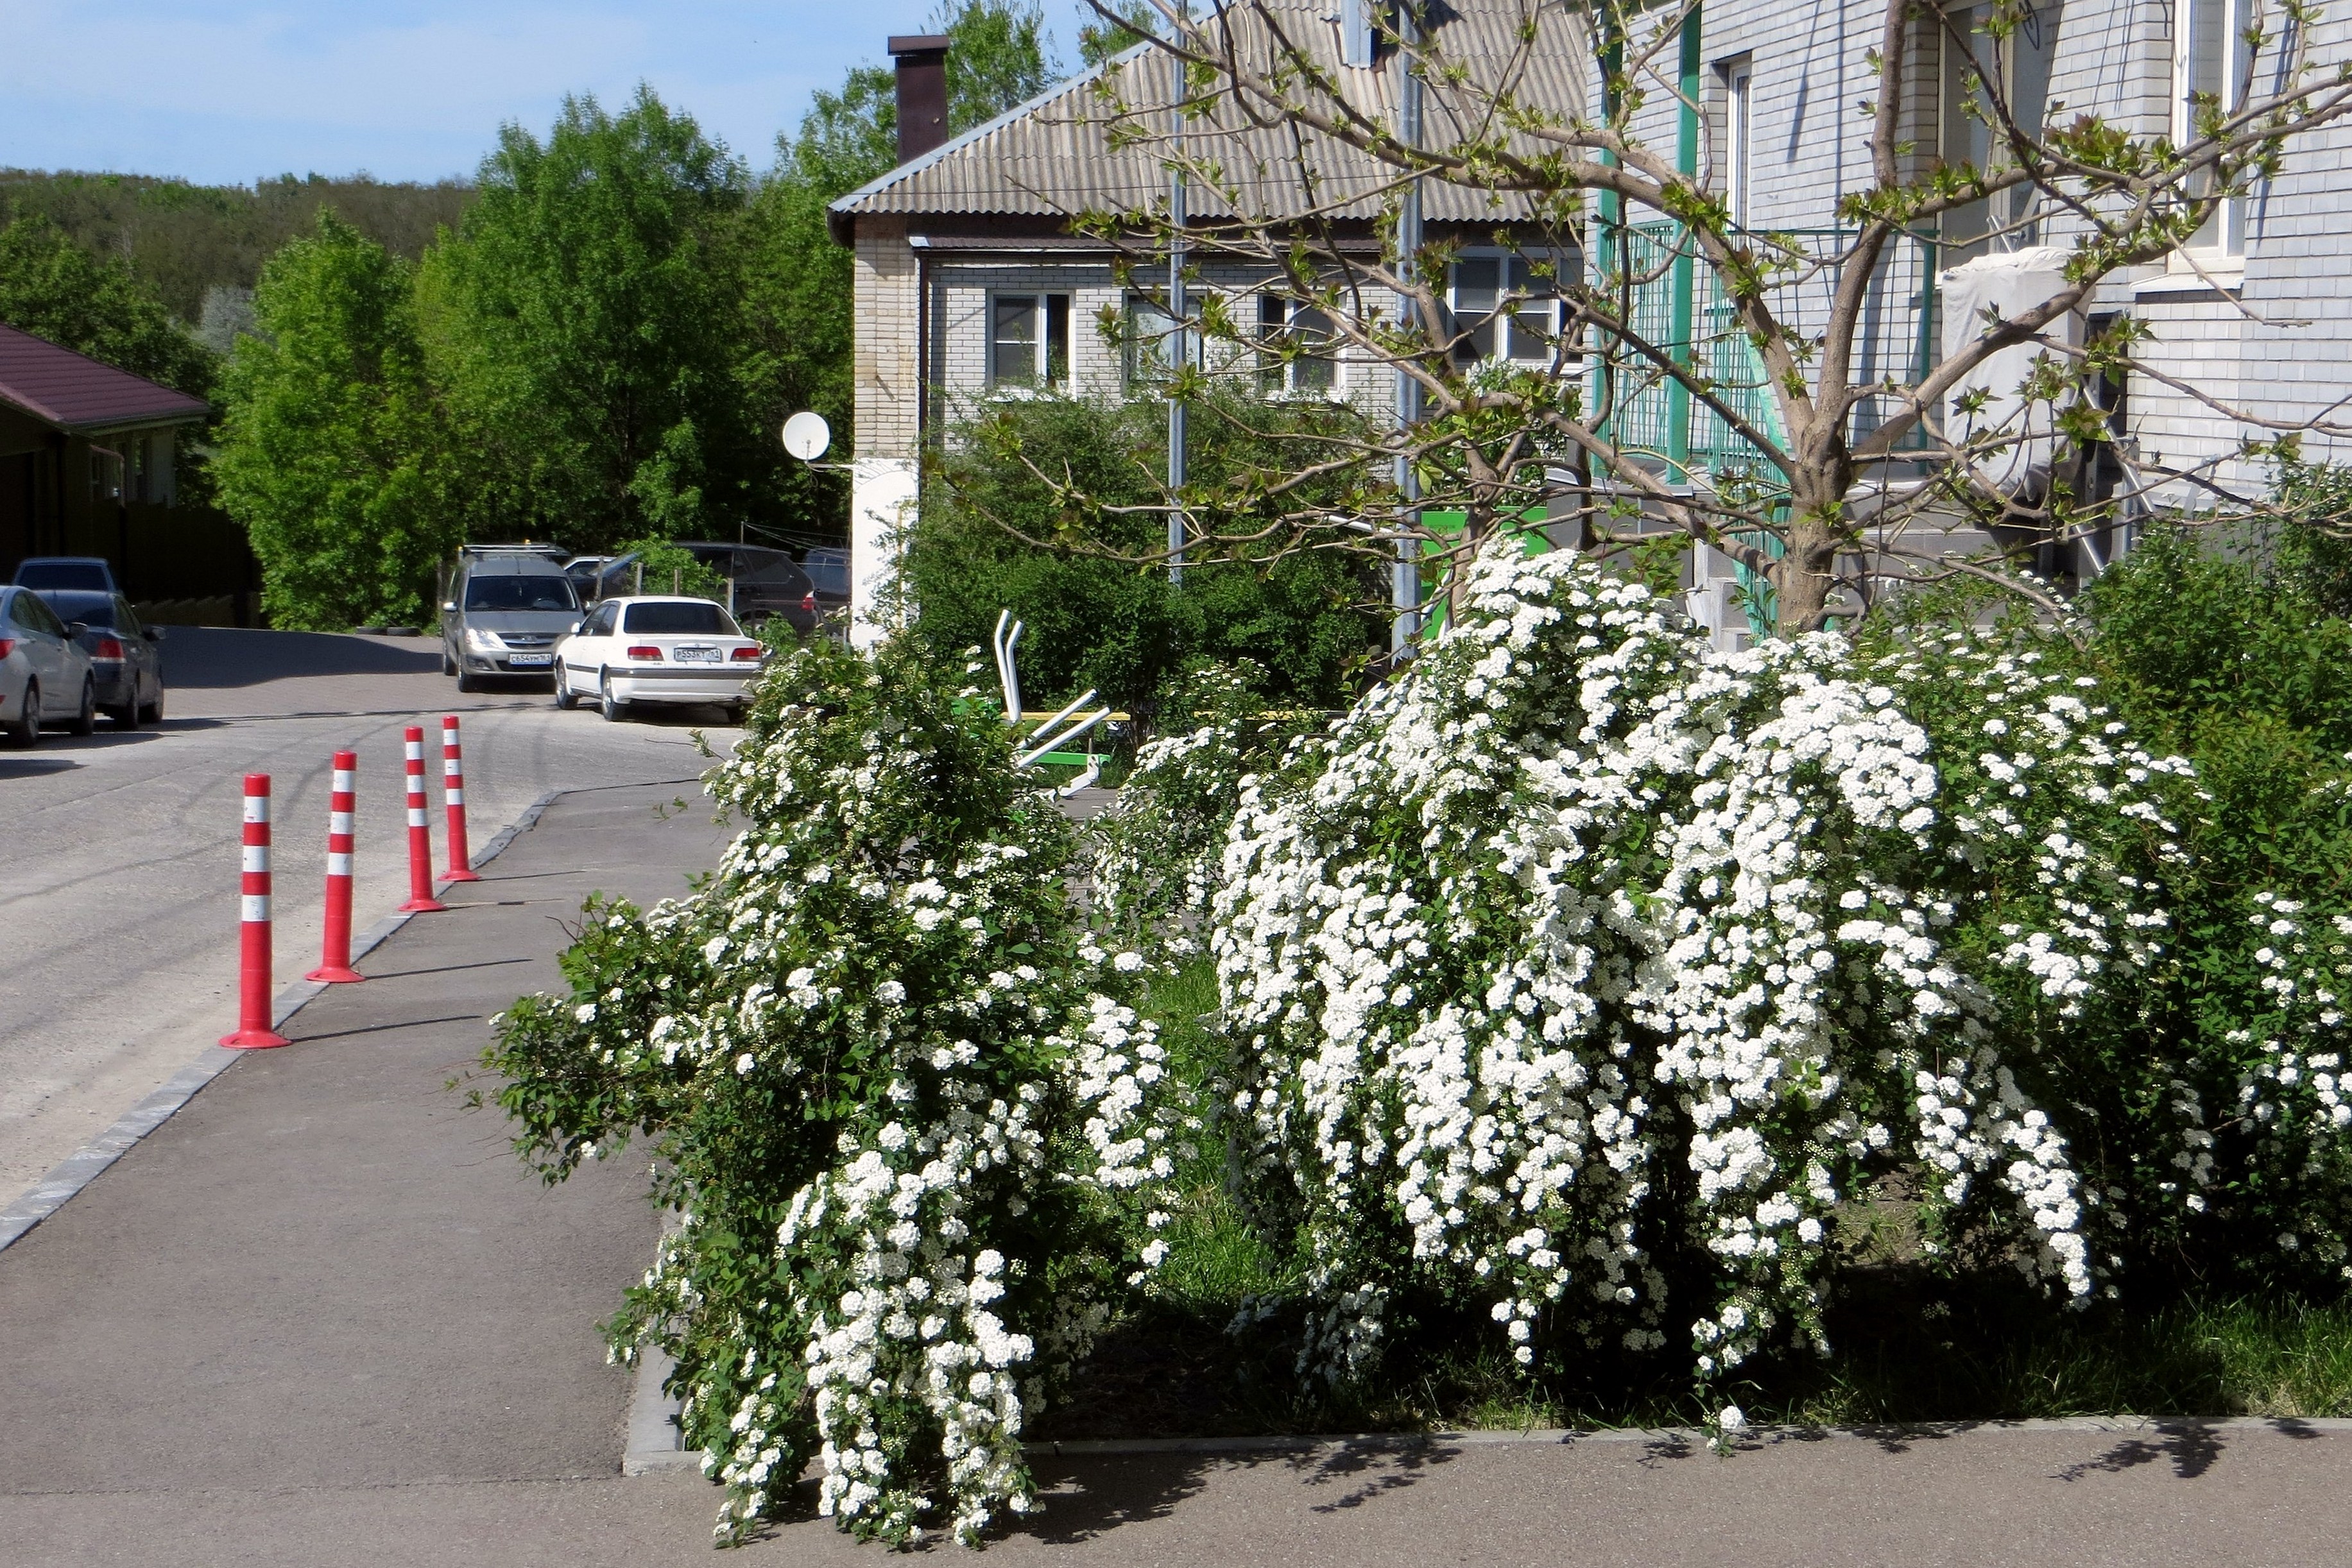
[0,756,81,778]
[2057,1420,2226,1481]
[162,627,443,689]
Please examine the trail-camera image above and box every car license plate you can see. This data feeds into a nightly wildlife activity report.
[507,653,553,667]
[673,645,721,664]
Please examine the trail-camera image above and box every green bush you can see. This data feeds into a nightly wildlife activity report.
[483,633,1162,1544]
[905,392,1384,715]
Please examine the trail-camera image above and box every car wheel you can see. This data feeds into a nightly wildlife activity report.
[107,694,139,729]
[599,670,628,723]
[69,676,96,737]
[7,682,38,747]
[442,647,458,677]
[142,685,164,724]
[553,668,578,710]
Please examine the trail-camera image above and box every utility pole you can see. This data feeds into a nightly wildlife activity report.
[1168,47,1189,584]
[1391,2,1425,654]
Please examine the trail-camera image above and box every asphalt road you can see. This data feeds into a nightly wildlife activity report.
[0,627,739,1203]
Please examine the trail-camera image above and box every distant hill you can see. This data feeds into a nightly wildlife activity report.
[0,169,474,334]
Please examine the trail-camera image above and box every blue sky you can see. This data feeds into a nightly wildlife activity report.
[0,2,1101,186]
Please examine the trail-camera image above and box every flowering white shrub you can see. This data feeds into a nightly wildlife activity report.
[1091,659,1323,944]
[1192,544,2199,1393]
[488,635,1150,1546]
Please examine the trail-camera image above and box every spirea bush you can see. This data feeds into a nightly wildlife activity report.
[486,635,1167,1546]
[1090,659,1325,944]
[1172,543,2308,1407]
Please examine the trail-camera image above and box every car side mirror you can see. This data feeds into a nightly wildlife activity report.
[568,621,582,635]
[147,627,166,642]
[442,601,457,613]
[65,622,87,638]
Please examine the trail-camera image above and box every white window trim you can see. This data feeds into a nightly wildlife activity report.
[1722,58,1753,229]
[2171,0,2249,276]
[1258,295,1348,398]
[1446,249,1573,369]
[986,291,1072,393]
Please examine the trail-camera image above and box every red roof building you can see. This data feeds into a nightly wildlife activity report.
[0,321,218,600]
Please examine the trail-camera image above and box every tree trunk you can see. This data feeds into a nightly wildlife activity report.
[1773,509,1843,636]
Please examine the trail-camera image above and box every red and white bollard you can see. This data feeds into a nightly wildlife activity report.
[440,715,480,883]
[307,750,364,983]
[399,726,448,914]
[220,774,291,1049]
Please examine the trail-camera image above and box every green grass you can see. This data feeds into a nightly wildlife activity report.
[1038,957,2352,1440]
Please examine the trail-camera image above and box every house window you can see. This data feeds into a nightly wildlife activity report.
[1939,4,2059,256]
[1258,296,1340,394]
[990,293,1070,389]
[2177,0,2251,259]
[1123,294,1189,390]
[1721,56,1753,227]
[1448,252,1563,366]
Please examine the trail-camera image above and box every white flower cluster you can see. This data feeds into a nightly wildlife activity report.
[507,640,1133,1549]
[1194,543,2176,1388]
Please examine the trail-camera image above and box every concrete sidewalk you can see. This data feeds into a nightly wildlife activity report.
[4,782,2351,1567]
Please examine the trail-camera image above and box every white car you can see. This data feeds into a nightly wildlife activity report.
[553,596,767,722]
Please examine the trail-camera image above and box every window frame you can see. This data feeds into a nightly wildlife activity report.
[1256,294,1344,397]
[1121,293,1191,392]
[2173,0,2252,268]
[988,291,1073,392]
[1937,3,2060,258]
[1445,249,1570,370]
[1720,56,1754,228]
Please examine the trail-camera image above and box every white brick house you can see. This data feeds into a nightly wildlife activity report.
[825,2,1594,643]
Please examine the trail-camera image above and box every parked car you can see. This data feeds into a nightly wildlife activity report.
[552,596,766,723]
[0,584,98,745]
[438,545,582,690]
[13,556,121,595]
[26,588,163,727]
[800,546,851,626]
[674,541,823,636]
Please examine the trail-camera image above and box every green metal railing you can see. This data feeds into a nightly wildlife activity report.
[1593,223,1940,484]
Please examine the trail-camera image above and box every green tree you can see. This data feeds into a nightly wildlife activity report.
[1077,0,1160,67]
[418,85,757,552]
[213,210,452,629]
[0,210,215,395]
[907,392,1381,712]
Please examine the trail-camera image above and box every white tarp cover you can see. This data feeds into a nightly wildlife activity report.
[1937,246,2085,492]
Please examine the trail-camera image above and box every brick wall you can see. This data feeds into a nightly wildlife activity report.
[852,216,919,461]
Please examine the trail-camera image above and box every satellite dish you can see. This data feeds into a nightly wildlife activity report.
[782,411,832,462]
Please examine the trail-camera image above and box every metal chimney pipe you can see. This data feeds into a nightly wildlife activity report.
[889,34,951,164]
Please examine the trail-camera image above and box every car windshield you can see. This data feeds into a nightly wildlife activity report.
[624,601,737,635]
[16,561,109,591]
[465,574,579,611]
[39,592,115,629]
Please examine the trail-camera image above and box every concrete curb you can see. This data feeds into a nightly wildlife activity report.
[1018,1413,2352,1460]
[622,1345,700,1474]
[0,788,567,1254]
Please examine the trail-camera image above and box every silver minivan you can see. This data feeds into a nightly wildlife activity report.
[439,546,583,691]
[0,585,98,745]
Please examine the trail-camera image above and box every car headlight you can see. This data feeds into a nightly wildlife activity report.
[463,627,505,653]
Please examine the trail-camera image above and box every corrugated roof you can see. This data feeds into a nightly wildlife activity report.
[834,0,1593,230]
[0,323,209,434]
